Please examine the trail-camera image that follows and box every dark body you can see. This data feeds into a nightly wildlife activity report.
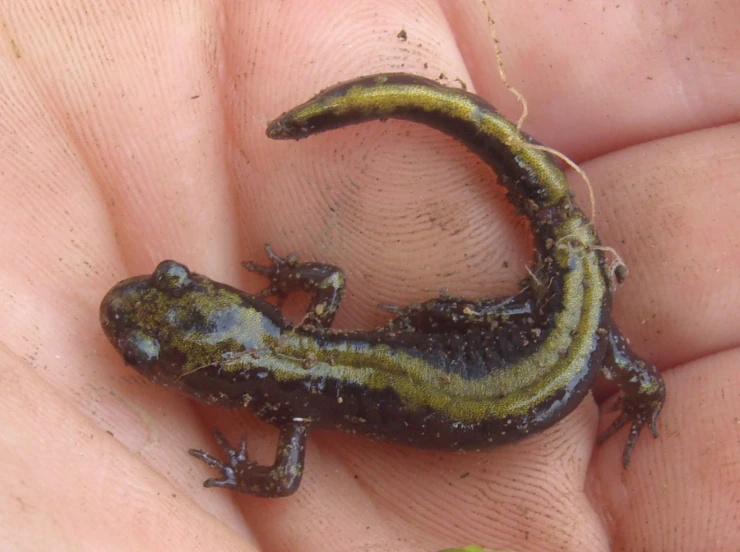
[100,73,665,497]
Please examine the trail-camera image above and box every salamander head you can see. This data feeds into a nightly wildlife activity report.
[99,260,285,386]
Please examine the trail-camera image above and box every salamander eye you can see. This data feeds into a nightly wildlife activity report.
[152,260,192,292]
[119,329,160,371]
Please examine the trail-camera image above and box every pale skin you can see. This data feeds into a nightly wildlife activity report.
[1,1,739,551]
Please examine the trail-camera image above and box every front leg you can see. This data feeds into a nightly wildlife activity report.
[189,423,310,498]
[598,324,666,468]
[243,243,346,328]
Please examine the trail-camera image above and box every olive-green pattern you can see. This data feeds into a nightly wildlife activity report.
[240,75,609,422]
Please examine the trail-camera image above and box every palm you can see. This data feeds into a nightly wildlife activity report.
[1,2,738,551]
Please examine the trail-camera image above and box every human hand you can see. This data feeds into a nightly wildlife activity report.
[1,1,738,551]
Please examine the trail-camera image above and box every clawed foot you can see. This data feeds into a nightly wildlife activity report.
[242,243,299,304]
[599,327,667,468]
[189,431,254,491]
[188,424,309,497]
[242,243,346,328]
[598,383,665,468]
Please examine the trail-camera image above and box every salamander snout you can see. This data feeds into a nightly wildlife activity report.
[99,260,193,377]
[99,274,161,372]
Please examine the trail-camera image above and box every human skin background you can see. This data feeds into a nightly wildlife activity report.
[1,1,739,551]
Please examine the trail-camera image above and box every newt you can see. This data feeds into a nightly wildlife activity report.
[99,73,665,497]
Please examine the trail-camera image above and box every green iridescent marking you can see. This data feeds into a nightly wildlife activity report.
[269,75,569,207]
[118,281,274,371]
[212,219,606,422]
[254,75,609,421]
[100,73,666,497]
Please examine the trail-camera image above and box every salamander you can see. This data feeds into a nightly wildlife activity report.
[99,73,666,498]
